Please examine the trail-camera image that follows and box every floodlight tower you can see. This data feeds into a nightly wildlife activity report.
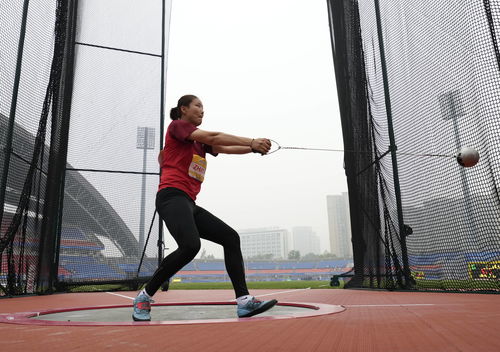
[439,91,477,244]
[137,127,155,255]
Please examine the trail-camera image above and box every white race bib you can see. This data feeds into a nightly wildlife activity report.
[188,154,207,182]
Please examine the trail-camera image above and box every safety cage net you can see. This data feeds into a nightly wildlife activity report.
[0,0,170,296]
[328,0,500,292]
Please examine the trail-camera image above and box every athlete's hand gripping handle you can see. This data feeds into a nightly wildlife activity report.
[251,138,272,155]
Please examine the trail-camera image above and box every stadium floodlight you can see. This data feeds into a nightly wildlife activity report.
[137,127,155,150]
[439,91,477,247]
[137,127,155,255]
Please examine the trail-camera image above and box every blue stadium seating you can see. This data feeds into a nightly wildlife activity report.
[61,228,87,240]
[247,261,277,270]
[59,255,121,280]
[59,227,104,251]
[180,262,197,271]
[63,263,121,279]
[197,261,225,270]
[118,263,140,272]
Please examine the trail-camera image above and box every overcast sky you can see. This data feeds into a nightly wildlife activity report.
[162,0,347,258]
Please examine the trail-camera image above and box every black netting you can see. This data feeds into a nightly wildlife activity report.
[56,0,166,291]
[0,0,66,295]
[58,171,160,286]
[329,0,500,292]
[1,0,168,295]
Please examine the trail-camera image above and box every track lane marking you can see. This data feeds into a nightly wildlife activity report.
[105,292,134,300]
[345,304,436,307]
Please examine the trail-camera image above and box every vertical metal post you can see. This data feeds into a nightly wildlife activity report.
[50,0,79,290]
[374,0,412,287]
[0,0,30,229]
[38,0,78,294]
[158,0,170,266]
[483,0,500,72]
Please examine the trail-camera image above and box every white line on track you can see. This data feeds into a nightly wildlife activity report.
[255,287,311,298]
[228,287,312,301]
[106,292,134,300]
[345,304,435,307]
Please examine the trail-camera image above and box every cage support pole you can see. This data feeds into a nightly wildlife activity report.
[0,0,30,230]
[374,0,412,288]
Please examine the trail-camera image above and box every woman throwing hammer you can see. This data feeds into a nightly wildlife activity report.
[133,94,277,321]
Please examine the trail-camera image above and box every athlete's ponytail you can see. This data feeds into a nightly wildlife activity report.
[170,107,181,120]
[170,94,198,120]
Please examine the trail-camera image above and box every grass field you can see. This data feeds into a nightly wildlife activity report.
[63,278,499,293]
[65,280,341,293]
[168,280,339,290]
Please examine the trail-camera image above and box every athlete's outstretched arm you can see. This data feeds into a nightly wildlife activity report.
[212,145,253,154]
[189,129,271,155]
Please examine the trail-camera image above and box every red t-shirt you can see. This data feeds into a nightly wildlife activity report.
[158,119,217,200]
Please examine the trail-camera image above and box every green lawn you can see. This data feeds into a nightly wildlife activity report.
[63,278,500,293]
[168,280,339,290]
[63,280,340,293]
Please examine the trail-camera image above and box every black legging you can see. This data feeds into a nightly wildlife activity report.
[145,187,250,298]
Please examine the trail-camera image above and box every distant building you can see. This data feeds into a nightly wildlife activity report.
[292,226,320,255]
[238,227,289,259]
[327,193,352,258]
